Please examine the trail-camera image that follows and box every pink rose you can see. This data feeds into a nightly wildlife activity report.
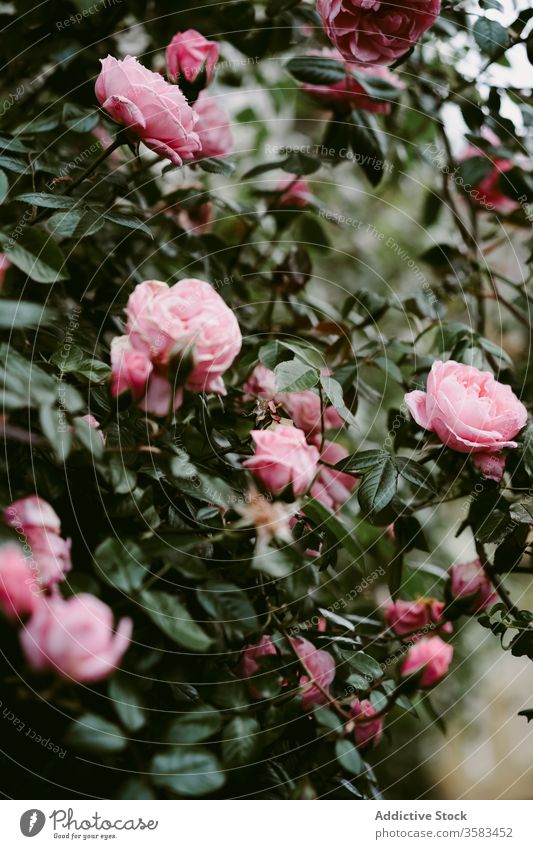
[193,93,233,159]
[385,598,451,639]
[20,593,132,682]
[303,48,403,114]
[4,497,72,587]
[461,134,519,214]
[350,698,383,749]
[239,635,278,697]
[243,364,278,400]
[471,452,506,482]
[290,636,336,709]
[166,29,219,85]
[0,544,39,620]
[0,254,11,286]
[95,55,201,166]
[81,414,105,445]
[276,176,312,209]
[401,635,453,688]
[244,426,320,496]
[405,360,527,454]
[448,559,497,613]
[310,440,357,511]
[116,278,242,404]
[317,0,441,65]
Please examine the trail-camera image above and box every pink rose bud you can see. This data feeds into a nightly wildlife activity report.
[350,698,383,749]
[4,497,72,588]
[0,544,39,620]
[310,440,358,511]
[281,391,343,439]
[20,593,132,682]
[317,0,441,66]
[303,48,403,114]
[405,360,527,454]
[81,415,105,445]
[244,426,320,496]
[243,364,278,401]
[95,55,201,166]
[385,598,452,639]
[166,29,219,85]
[471,452,506,482]
[193,93,233,159]
[111,336,154,400]
[290,636,336,709]
[448,559,497,613]
[239,635,278,697]
[0,254,11,286]
[276,176,312,209]
[401,636,453,688]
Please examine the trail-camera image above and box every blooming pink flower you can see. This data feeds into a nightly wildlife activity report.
[276,176,312,209]
[166,29,219,85]
[95,55,201,166]
[243,364,278,400]
[350,698,383,749]
[448,559,497,613]
[401,635,453,688]
[290,636,336,709]
[244,426,320,496]
[0,254,11,286]
[317,0,441,66]
[471,451,506,482]
[303,48,403,114]
[193,93,233,159]
[385,598,451,639]
[405,360,527,454]
[239,635,278,697]
[20,593,132,682]
[0,544,39,620]
[4,497,72,587]
[311,440,357,510]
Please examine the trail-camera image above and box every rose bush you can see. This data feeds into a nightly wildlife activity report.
[0,0,532,804]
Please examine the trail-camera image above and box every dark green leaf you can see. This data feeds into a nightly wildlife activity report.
[140,590,212,651]
[65,714,126,753]
[150,747,225,797]
[221,716,261,766]
[335,739,363,775]
[165,705,222,743]
[287,55,346,86]
[0,227,68,283]
[358,458,398,514]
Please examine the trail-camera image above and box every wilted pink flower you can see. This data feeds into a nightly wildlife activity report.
[276,176,312,209]
[350,698,383,749]
[303,48,403,114]
[401,635,453,688]
[4,497,71,587]
[405,360,527,454]
[311,440,357,511]
[385,598,451,639]
[0,544,39,620]
[472,452,506,482]
[193,93,233,159]
[0,254,11,286]
[290,635,336,709]
[20,593,132,682]
[166,29,219,85]
[448,559,497,613]
[95,55,201,166]
[317,0,441,66]
[244,426,320,496]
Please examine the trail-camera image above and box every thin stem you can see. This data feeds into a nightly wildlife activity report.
[476,541,521,618]
[65,136,124,195]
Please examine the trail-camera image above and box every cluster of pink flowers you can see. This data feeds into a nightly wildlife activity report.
[317,0,441,66]
[385,597,452,640]
[405,360,527,482]
[0,496,131,682]
[95,29,232,167]
[111,277,242,416]
[243,363,356,510]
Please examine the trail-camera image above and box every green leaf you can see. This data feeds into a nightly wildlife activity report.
[349,109,386,187]
[150,747,225,797]
[343,650,383,680]
[303,498,363,567]
[95,538,147,593]
[518,709,533,723]
[335,739,363,775]
[274,358,319,393]
[473,17,508,57]
[258,340,293,370]
[39,404,72,461]
[394,457,437,493]
[0,155,29,174]
[72,416,104,459]
[0,170,8,204]
[197,157,236,176]
[320,373,358,429]
[140,590,212,651]
[16,193,78,209]
[46,208,104,239]
[287,55,346,86]
[197,581,258,635]
[358,458,398,515]
[0,301,51,329]
[65,714,126,753]
[0,227,68,283]
[103,211,152,238]
[109,675,147,732]
[62,103,100,133]
[252,545,294,578]
[222,716,261,767]
[164,705,222,743]
[334,449,388,474]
